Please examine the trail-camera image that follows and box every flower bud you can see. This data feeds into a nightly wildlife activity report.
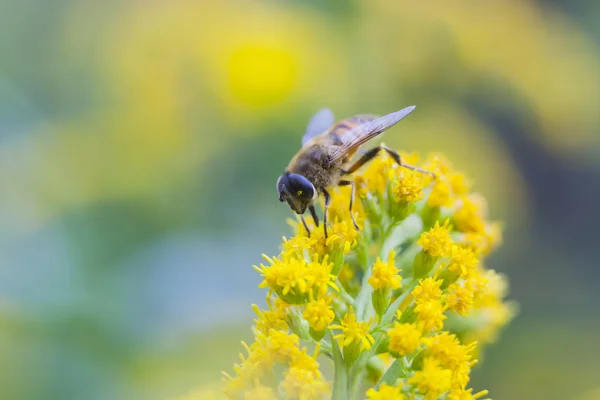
[372,288,390,317]
[412,250,435,279]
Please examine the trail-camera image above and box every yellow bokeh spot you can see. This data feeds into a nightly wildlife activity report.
[228,44,298,107]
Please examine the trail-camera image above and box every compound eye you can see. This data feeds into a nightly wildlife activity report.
[287,174,315,201]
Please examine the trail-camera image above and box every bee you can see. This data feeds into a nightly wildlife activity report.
[277,105,434,238]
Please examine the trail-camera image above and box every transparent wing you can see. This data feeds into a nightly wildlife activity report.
[328,105,416,163]
[302,108,335,146]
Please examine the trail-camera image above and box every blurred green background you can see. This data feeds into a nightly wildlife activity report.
[1,0,599,399]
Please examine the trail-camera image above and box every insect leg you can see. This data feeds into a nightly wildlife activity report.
[341,146,382,174]
[322,189,330,239]
[301,215,311,238]
[381,145,436,178]
[338,180,359,230]
[309,205,319,227]
[341,145,435,178]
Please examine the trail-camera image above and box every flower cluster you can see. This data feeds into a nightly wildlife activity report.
[222,149,516,399]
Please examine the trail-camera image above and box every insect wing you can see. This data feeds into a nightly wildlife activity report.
[302,108,335,146]
[328,105,416,163]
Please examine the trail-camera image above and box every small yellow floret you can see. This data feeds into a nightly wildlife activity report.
[280,366,329,399]
[366,383,406,400]
[447,283,475,316]
[454,195,487,233]
[408,357,452,399]
[393,170,425,203]
[369,250,402,290]
[428,178,453,208]
[412,277,443,305]
[448,388,489,400]
[303,297,335,332]
[330,307,375,351]
[415,300,447,332]
[388,322,422,356]
[448,245,479,278]
[244,384,277,400]
[417,219,453,257]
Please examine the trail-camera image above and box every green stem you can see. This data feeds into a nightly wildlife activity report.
[330,330,347,400]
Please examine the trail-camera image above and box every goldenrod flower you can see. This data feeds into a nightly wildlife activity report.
[428,178,453,208]
[392,170,425,204]
[448,388,489,400]
[412,277,444,305]
[408,357,452,399]
[244,384,277,400]
[303,297,334,332]
[252,296,288,334]
[280,367,329,400]
[447,245,479,278]
[222,148,514,400]
[417,219,453,257]
[415,300,447,332]
[388,322,422,356]
[330,307,375,351]
[366,383,406,399]
[369,250,401,290]
[454,195,487,233]
[447,283,475,316]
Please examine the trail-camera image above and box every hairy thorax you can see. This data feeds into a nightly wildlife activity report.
[287,144,343,190]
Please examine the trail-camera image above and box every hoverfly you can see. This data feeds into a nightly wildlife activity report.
[277,106,433,238]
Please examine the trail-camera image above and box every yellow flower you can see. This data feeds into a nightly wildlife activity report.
[281,235,313,259]
[408,357,452,400]
[259,330,301,363]
[388,322,422,356]
[422,332,477,389]
[369,250,402,290]
[330,307,375,351]
[280,366,330,399]
[449,172,471,197]
[244,384,277,400]
[303,297,335,332]
[427,178,453,208]
[254,254,337,303]
[366,383,406,400]
[290,345,322,374]
[355,152,395,196]
[252,295,289,334]
[225,148,513,400]
[423,153,453,176]
[447,283,475,316]
[412,277,443,305]
[417,219,453,257]
[415,300,447,332]
[454,195,487,233]
[447,245,479,278]
[392,170,425,203]
[448,388,489,400]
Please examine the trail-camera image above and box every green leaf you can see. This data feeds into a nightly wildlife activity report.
[375,358,406,389]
